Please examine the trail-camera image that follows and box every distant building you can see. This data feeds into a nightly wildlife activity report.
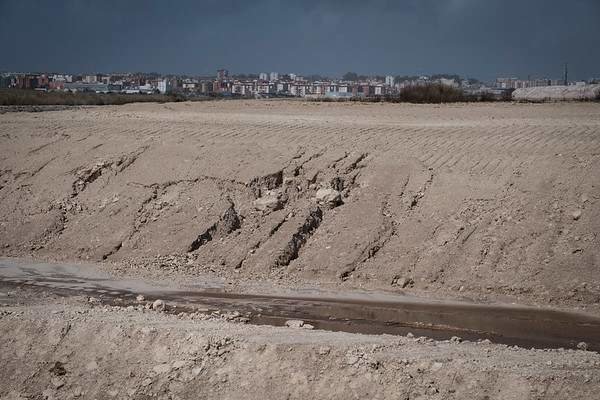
[269,72,278,82]
[51,74,71,83]
[497,76,564,89]
[15,75,39,89]
[439,78,458,87]
[0,75,14,88]
[217,69,229,81]
[138,83,154,94]
[276,82,289,93]
[36,74,49,88]
[64,82,112,93]
[157,79,173,94]
[199,81,213,94]
[385,75,395,86]
[259,72,268,81]
[48,81,65,90]
[213,79,231,94]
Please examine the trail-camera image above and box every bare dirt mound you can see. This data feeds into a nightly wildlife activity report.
[513,84,600,101]
[1,101,599,311]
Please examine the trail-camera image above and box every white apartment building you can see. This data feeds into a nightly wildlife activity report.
[157,79,172,94]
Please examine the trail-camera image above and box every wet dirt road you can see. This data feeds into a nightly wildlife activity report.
[1,258,599,351]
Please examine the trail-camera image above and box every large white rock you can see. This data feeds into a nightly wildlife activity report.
[253,194,283,212]
[285,320,305,328]
[315,188,342,208]
[152,299,166,311]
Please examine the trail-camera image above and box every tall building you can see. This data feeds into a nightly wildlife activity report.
[157,79,172,94]
[259,72,268,81]
[269,72,279,82]
[0,75,13,88]
[217,69,229,81]
[385,75,395,86]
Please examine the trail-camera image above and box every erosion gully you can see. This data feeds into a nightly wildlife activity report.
[1,258,599,351]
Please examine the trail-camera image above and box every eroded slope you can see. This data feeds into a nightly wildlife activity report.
[1,101,599,310]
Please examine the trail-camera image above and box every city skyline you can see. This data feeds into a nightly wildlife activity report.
[0,67,584,85]
[1,0,599,81]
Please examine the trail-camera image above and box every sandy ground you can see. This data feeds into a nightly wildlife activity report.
[1,100,599,311]
[1,100,600,398]
[2,284,600,400]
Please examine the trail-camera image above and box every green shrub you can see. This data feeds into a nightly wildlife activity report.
[396,83,466,103]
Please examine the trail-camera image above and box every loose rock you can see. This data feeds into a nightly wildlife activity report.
[152,299,166,312]
[392,276,414,289]
[577,341,588,351]
[315,188,343,208]
[51,377,65,389]
[285,320,305,328]
[253,194,283,212]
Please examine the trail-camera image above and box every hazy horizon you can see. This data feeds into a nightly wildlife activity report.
[1,0,599,81]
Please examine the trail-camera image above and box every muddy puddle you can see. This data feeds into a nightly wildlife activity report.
[1,259,599,351]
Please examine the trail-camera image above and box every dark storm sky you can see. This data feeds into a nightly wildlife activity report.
[1,0,599,81]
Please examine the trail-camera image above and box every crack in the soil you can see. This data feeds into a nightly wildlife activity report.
[130,174,247,191]
[125,175,247,249]
[102,241,123,260]
[337,169,412,281]
[273,207,323,268]
[23,156,59,179]
[27,134,70,155]
[343,153,368,174]
[287,149,327,177]
[408,170,434,210]
[328,152,350,169]
[247,170,283,198]
[71,146,148,196]
[235,216,288,269]
[187,200,241,252]
[339,197,396,281]
[126,186,159,242]
[332,152,369,198]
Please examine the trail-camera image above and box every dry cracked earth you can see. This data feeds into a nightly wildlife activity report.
[1,100,600,399]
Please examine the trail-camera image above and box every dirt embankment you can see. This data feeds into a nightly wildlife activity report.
[0,101,599,311]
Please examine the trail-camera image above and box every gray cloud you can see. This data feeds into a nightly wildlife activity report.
[0,0,598,81]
